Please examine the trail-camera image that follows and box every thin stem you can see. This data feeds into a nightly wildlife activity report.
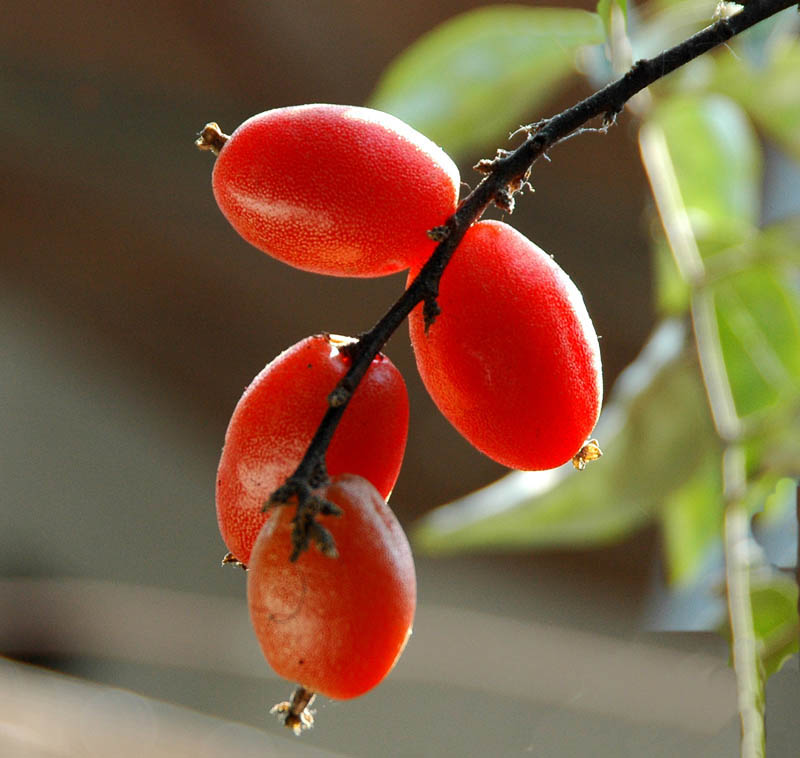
[639,47,768,758]
[638,123,705,287]
[724,445,765,758]
[639,123,744,442]
[691,291,745,442]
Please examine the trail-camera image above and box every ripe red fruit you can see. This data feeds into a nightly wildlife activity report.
[210,104,460,277]
[408,220,602,470]
[247,473,416,700]
[216,334,409,566]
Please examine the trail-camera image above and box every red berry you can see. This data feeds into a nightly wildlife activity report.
[216,334,409,566]
[408,220,602,470]
[211,104,460,277]
[247,473,416,700]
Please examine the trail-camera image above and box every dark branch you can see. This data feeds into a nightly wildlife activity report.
[278,0,797,558]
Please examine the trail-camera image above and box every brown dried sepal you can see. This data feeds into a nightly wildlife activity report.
[572,439,603,470]
[195,122,229,155]
[221,552,247,570]
[271,687,317,735]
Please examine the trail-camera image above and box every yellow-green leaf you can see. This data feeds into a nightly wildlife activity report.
[369,6,604,158]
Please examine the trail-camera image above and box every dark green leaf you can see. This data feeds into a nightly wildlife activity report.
[369,6,604,158]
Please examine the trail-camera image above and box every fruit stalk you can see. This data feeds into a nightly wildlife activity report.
[271,0,796,557]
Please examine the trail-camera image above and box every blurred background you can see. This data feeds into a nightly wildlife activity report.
[1,1,796,756]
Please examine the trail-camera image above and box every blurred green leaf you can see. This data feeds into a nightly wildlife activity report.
[653,235,691,316]
[726,6,800,70]
[731,572,799,679]
[647,473,797,632]
[762,144,800,227]
[660,451,723,586]
[597,0,628,41]
[713,265,800,419]
[712,24,800,159]
[753,477,798,569]
[703,223,800,279]
[631,0,716,61]
[369,6,604,158]
[414,321,722,553]
[652,93,761,256]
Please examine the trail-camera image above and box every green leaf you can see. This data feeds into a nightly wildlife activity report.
[651,94,761,256]
[740,572,799,679]
[647,473,797,632]
[597,0,628,41]
[653,235,691,316]
[753,477,798,570]
[413,320,722,553]
[711,15,800,159]
[660,451,723,586]
[631,0,719,61]
[713,265,800,419]
[369,6,604,158]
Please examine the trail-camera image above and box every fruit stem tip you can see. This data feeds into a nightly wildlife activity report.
[195,122,229,155]
[271,686,317,735]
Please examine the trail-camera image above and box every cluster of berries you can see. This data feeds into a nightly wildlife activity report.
[199,103,602,729]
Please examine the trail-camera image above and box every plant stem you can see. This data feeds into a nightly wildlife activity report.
[640,104,765,758]
[724,450,765,758]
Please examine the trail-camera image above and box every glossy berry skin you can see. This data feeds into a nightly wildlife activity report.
[247,474,416,700]
[216,335,409,566]
[212,104,460,277]
[409,220,602,471]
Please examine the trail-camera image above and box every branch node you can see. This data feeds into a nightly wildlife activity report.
[493,186,516,214]
[473,148,511,174]
[423,295,441,333]
[511,119,546,140]
[602,108,621,130]
[266,467,340,561]
[308,460,329,489]
[427,225,450,241]
[328,385,352,408]
[289,495,339,560]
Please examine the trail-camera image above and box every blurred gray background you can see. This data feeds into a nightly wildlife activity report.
[2,1,796,756]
